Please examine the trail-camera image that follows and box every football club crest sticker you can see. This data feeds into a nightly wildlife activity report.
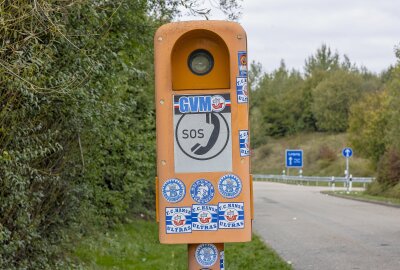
[195,244,218,267]
[190,179,215,204]
[166,207,192,234]
[238,51,248,76]
[236,77,248,104]
[192,204,218,231]
[218,174,242,199]
[162,178,185,203]
[218,202,245,229]
[239,130,250,157]
[211,95,226,112]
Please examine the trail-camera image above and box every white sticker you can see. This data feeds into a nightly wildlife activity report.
[195,244,218,267]
[236,77,248,104]
[192,204,218,231]
[218,202,245,229]
[174,94,232,173]
[166,207,192,234]
[239,130,250,157]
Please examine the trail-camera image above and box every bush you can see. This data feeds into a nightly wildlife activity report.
[366,181,384,196]
[317,144,337,161]
[257,144,272,160]
[377,148,400,187]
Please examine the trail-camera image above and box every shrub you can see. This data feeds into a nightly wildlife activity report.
[317,144,337,161]
[377,148,400,187]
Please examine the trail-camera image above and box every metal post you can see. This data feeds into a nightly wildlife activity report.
[349,174,353,192]
[346,157,350,193]
[188,243,224,270]
[331,176,335,192]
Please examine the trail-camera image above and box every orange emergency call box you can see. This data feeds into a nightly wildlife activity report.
[154,20,252,244]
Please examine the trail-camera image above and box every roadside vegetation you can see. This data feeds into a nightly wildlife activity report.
[250,45,400,201]
[74,219,292,270]
[0,1,244,268]
[323,191,400,207]
[252,132,374,176]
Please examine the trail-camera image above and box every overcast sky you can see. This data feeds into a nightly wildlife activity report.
[178,0,400,74]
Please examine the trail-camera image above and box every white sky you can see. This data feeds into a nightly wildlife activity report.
[177,0,400,74]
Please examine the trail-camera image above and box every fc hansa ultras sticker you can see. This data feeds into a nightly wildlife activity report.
[239,130,250,157]
[218,202,245,229]
[236,77,248,104]
[191,204,218,231]
[166,207,192,234]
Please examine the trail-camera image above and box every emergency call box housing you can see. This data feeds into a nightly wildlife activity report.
[155,21,252,244]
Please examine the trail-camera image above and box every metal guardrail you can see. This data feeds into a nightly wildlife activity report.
[253,174,374,184]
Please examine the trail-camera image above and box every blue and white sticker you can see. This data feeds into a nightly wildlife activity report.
[236,77,248,104]
[166,207,192,234]
[192,204,218,231]
[218,202,245,229]
[190,179,215,204]
[162,178,185,203]
[195,244,218,267]
[220,251,225,270]
[174,95,231,114]
[239,130,250,157]
[218,174,242,199]
[238,51,248,76]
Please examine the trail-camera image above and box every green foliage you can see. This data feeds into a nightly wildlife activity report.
[0,1,84,268]
[377,148,400,188]
[350,46,400,197]
[304,44,340,76]
[251,61,305,141]
[311,70,364,132]
[250,44,383,143]
[1,0,243,268]
[65,0,158,223]
[348,90,389,163]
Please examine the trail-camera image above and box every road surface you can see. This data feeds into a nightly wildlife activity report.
[253,181,400,270]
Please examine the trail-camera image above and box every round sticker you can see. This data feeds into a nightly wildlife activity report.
[162,178,185,203]
[195,244,218,267]
[190,179,215,204]
[218,174,242,199]
[211,95,226,112]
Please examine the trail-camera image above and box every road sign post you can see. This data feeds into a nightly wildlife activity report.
[155,21,252,269]
[342,147,353,193]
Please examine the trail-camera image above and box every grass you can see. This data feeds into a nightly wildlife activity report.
[323,191,400,207]
[252,132,375,177]
[74,219,292,270]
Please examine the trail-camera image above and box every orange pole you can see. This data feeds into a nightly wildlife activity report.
[188,243,224,270]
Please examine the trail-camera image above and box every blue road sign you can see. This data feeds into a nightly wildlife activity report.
[342,147,353,158]
[286,149,303,168]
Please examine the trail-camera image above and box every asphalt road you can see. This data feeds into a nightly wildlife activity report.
[253,181,400,270]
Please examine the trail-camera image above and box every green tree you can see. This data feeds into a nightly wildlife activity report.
[304,44,340,76]
[311,69,364,132]
[348,90,390,163]
[252,61,305,139]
